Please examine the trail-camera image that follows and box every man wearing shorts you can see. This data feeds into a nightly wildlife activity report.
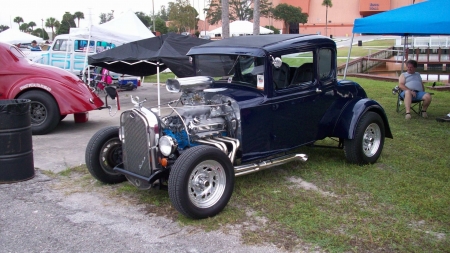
[398,59,432,119]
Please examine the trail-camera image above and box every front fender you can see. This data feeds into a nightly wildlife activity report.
[9,77,103,115]
[336,98,392,139]
[318,98,393,140]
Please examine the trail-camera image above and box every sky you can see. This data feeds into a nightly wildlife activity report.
[0,0,207,31]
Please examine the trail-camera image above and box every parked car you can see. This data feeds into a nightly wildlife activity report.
[86,34,393,219]
[0,42,107,134]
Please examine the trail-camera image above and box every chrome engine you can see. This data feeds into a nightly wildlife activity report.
[161,77,241,159]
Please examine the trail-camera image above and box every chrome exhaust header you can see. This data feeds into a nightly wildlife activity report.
[234,154,308,177]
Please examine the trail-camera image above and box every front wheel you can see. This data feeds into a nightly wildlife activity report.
[344,112,385,165]
[168,146,235,219]
[85,126,126,184]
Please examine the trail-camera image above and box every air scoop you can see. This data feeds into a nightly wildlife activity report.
[166,76,215,93]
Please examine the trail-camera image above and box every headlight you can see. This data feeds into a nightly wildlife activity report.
[159,135,178,156]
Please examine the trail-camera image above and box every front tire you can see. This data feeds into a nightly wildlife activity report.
[85,126,126,184]
[344,112,385,165]
[168,146,235,219]
[18,90,60,135]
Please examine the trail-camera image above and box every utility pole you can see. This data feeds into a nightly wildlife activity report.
[152,0,155,32]
[41,18,43,39]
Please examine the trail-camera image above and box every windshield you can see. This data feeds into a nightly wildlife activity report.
[194,54,265,89]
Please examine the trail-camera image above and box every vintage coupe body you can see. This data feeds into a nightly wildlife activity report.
[0,42,104,134]
[86,34,392,219]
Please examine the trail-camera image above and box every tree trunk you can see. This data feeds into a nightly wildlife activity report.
[325,6,328,36]
[253,0,260,35]
[222,0,230,38]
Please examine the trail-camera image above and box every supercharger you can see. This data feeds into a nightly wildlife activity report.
[160,77,241,157]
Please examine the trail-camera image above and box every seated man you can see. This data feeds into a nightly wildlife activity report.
[398,59,432,119]
[29,40,41,51]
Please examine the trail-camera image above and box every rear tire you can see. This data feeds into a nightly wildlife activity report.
[19,90,60,135]
[85,126,126,184]
[344,112,385,165]
[168,146,235,219]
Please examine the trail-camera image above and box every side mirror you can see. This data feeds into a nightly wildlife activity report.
[272,57,283,68]
[104,86,117,100]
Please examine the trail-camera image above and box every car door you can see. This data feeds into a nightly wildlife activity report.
[49,38,73,72]
[270,47,337,151]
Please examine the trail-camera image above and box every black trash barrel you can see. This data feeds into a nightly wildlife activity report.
[0,99,34,183]
[358,40,362,46]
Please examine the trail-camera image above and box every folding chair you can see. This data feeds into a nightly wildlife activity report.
[393,85,423,116]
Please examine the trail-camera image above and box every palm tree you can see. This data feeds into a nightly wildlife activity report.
[28,21,37,31]
[13,16,24,28]
[45,17,58,39]
[54,21,61,34]
[322,0,333,36]
[221,0,229,38]
[0,25,9,32]
[19,23,29,32]
[253,0,260,35]
[73,11,85,27]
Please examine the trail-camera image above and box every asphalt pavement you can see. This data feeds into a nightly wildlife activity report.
[0,83,288,253]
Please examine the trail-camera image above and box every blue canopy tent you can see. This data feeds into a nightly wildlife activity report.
[344,0,450,78]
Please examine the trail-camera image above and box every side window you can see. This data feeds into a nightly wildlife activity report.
[318,49,332,81]
[53,39,68,51]
[96,41,116,53]
[275,51,314,90]
[73,40,95,53]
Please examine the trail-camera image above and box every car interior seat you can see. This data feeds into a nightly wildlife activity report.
[290,63,314,87]
[272,62,290,89]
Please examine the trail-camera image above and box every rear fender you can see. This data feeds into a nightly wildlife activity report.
[319,98,393,140]
[9,77,103,115]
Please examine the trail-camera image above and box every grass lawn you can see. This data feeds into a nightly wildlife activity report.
[67,76,450,252]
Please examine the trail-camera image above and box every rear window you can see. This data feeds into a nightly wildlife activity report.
[10,46,26,58]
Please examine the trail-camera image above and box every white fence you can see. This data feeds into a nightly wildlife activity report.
[396,36,450,48]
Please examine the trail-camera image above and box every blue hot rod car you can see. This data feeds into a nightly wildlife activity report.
[85,34,392,219]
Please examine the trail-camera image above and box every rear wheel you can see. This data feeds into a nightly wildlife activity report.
[19,90,60,135]
[85,126,126,184]
[168,146,235,219]
[344,112,385,165]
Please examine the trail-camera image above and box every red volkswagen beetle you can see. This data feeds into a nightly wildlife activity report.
[0,42,105,134]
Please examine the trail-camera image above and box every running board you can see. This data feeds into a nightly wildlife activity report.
[234,154,308,177]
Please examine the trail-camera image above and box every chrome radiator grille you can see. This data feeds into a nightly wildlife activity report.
[121,109,156,178]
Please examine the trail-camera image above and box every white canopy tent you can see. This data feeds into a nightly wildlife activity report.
[69,11,155,45]
[0,29,44,45]
[68,11,155,82]
[208,20,274,37]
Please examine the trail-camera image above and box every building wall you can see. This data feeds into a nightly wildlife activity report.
[203,0,426,37]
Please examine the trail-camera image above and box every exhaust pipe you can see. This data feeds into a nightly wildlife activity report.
[234,154,308,177]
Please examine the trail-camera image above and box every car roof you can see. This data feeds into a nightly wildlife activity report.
[187,34,334,57]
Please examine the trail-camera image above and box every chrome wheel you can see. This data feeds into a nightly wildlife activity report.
[362,123,381,157]
[169,145,234,219]
[188,160,226,208]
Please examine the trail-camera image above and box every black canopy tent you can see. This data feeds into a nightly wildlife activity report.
[88,33,211,114]
[88,33,211,77]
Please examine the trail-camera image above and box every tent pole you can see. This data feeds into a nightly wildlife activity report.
[343,33,355,80]
[401,35,407,72]
[157,61,161,116]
